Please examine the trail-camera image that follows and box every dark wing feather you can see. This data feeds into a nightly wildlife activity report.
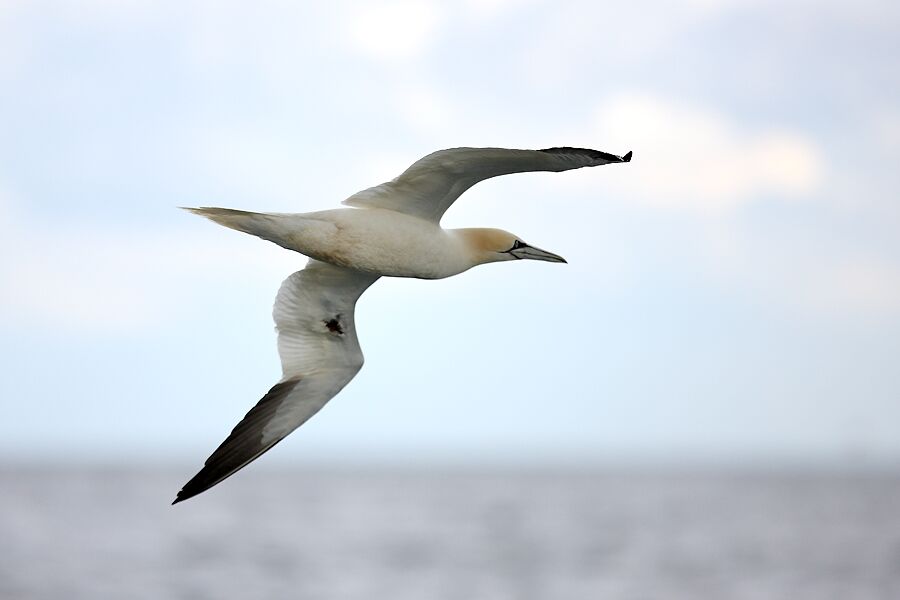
[172,378,301,504]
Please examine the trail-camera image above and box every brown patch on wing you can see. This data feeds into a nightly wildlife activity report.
[172,377,301,504]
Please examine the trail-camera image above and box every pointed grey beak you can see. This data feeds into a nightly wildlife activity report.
[511,244,567,263]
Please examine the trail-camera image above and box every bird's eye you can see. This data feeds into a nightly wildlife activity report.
[502,239,529,255]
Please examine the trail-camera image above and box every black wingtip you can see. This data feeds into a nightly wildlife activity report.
[169,377,303,507]
[538,146,633,164]
[171,481,206,505]
[172,485,205,504]
[172,481,205,505]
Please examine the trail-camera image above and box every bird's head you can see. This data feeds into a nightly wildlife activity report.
[458,228,567,267]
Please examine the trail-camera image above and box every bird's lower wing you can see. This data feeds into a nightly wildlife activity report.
[342,146,632,223]
[173,261,379,504]
[173,377,304,504]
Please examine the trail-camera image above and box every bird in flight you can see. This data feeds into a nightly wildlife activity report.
[173,146,632,504]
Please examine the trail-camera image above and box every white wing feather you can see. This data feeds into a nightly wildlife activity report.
[343,146,632,223]
[173,260,379,503]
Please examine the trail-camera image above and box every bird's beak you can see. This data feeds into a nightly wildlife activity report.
[512,244,567,264]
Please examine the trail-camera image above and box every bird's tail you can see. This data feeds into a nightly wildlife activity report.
[182,207,299,252]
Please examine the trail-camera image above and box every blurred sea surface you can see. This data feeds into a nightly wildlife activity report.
[1,466,899,599]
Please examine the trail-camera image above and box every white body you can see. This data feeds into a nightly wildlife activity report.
[264,208,474,279]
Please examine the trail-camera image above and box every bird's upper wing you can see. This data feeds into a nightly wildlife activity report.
[173,260,379,503]
[343,146,632,223]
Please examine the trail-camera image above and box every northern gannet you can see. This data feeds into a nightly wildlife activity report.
[173,146,632,503]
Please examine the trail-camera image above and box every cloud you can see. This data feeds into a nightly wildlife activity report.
[592,92,824,212]
[0,0,30,78]
[699,219,900,318]
[872,108,900,154]
[344,0,445,62]
[391,84,455,137]
[521,2,744,88]
[190,126,311,206]
[462,0,534,21]
[0,200,299,335]
[818,259,900,315]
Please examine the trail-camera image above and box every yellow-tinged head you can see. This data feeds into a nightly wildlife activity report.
[456,228,567,266]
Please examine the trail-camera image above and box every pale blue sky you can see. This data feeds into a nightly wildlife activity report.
[0,0,898,468]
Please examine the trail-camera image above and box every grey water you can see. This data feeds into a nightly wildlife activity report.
[1,466,899,599]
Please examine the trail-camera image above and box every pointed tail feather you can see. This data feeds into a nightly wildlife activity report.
[181,206,305,253]
[180,206,275,236]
